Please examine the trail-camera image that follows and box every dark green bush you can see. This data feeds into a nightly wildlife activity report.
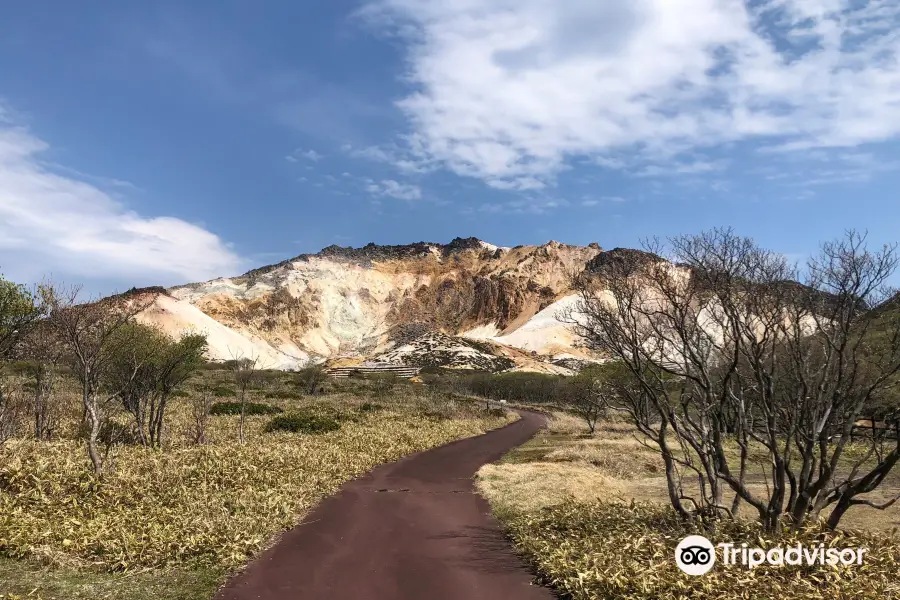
[265,412,341,434]
[358,402,383,412]
[209,401,283,416]
[210,385,236,398]
[429,371,571,405]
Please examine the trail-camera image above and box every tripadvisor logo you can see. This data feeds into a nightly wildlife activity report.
[675,535,868,575]
[675,535,717,575]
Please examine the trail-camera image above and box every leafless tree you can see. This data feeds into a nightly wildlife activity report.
[47,286,154,475]
[230,351,261,444]
[567,229,900,532]
[567,368,612,434]
[18,318,65,440]
[190,388,215,445]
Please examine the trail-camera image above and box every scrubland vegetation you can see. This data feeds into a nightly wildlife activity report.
[0,279,514,599]
[4,227,900,600]
[475,230,900,599]
[478,413,900,599]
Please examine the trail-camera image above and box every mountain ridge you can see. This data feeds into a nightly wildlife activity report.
[134,237,657,371]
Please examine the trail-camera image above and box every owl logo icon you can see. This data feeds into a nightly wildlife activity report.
[675,535,716,575]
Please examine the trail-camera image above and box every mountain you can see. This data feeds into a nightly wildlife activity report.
[134,237,657,372]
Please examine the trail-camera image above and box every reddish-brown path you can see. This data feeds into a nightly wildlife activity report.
[214,410,555,600]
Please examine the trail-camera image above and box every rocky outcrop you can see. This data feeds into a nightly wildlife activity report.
[136,238,624,370]
[374,332,517,371]
[583,247,665,279]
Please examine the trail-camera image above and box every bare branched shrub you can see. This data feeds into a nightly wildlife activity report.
[190,389,215,445]
[567,229,900,532]
[295,361,327,395]
[369,372,398,401]
[0,378,26,444]
[18,320,65,440]
[567,366,613,434]
[229,352,261,444]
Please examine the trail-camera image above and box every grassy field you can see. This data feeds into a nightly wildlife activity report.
[0,370,515,599]
[477,411,900,600]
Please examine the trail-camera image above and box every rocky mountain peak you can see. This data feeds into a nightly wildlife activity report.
[147,237,616,371]
[307,236,491,265]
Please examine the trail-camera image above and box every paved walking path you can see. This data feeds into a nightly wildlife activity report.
[214,410,554,600]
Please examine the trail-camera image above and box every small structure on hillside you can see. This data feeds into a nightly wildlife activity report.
[326,362,422,379]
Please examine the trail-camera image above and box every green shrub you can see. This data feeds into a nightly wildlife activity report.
[358,402,383,412]
[209,402,283,416]
[430,371,570,405]
[210,385,236,398]
[264,412,341,434]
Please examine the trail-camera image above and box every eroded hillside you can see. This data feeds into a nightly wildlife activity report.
[134,237,673,371]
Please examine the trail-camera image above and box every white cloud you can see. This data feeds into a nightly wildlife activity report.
[366,179,423,200]
[464,195,568,215]
[581,199,599,207]
[364,0,900,187]
[636,159,729,177]
[0,122,245,286]
[286,148,324,162]
[343,141,437,173]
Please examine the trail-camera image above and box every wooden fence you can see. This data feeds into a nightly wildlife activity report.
[326,363,422,379]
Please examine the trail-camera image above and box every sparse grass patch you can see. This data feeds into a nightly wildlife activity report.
[545,411,590,435]
[477,462,625,514]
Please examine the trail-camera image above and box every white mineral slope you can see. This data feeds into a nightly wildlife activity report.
[169,256,434,358]
[462,294,586,355]
[136,294,307,369]
[496,294,585,354]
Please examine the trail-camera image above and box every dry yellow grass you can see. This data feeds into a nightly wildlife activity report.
[545,437,663,480]
[481,411,900,599]
[477,461,625,513]
[0,383,513,574]
[506,499,900,600]
[545,411,587,435]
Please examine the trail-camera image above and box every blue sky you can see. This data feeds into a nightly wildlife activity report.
[1,0,899,294]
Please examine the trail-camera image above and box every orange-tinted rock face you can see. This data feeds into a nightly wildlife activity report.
[136,238,612,369]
